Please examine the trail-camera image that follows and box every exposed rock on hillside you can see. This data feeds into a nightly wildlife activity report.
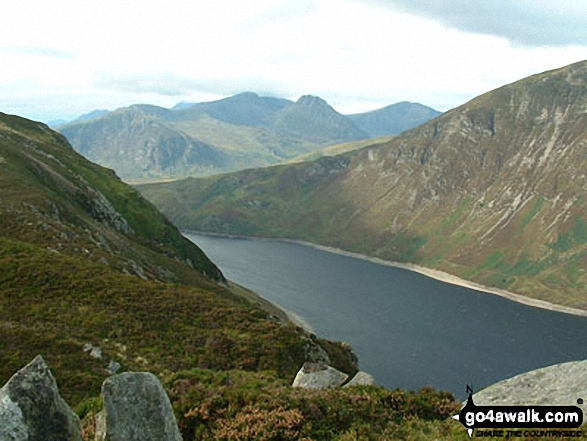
[344,371,377,387]
[0,112,224,283]
[474,360,587,421]
[292,362,349,389]
[0,356,82,441]
[98,372,182,441]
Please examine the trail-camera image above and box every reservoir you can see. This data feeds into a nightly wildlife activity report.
[185,233,587,399]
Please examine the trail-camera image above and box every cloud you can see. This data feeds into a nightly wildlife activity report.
[0,46,77,59]
[1,0,585,123]
[360,0,587,47]
[94,73,292,100]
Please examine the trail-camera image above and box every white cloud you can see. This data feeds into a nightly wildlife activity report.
[0,0,585,122]
[362,0,587,47]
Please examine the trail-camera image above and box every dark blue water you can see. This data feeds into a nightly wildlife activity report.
[185,233,587,399]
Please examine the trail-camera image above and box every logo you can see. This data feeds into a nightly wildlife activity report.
[452,385,583,438]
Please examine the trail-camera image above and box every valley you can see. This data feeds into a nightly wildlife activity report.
[137,60,587,312]
[0,111,462,439]
[2,59,587,441]
[184,232,587,400]
[3,1,586,438]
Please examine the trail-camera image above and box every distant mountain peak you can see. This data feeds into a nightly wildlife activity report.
[58,91,440,179]
[296,95,329,108]
[171,101,196,111]
[348,101,442,137]
[235,91,260,99]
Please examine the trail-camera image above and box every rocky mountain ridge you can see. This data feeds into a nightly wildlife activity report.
[58,94,440,180]
[137,60,587,309]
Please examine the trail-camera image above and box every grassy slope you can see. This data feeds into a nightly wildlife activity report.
[286,135,395,163]
[0,112,472,440]
[137,61,587,310]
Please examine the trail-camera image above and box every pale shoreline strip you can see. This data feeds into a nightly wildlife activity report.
[184,230,587,318]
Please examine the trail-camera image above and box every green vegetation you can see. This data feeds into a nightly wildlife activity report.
[166,369,460,440]
[550,217,587,253]
[287,136,395,163]
[1,112,473,440]
[0,236,309,404]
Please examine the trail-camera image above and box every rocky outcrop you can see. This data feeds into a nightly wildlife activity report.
[99,372,182,441]
[0,355,82,441]
[474,360,587,421]
[292,362,349,389]
[344,371,377,387]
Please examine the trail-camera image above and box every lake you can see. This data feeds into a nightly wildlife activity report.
[185,232,587,399]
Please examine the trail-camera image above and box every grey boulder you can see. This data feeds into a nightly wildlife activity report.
[99,371,181,441]
[0,355,82,441]
[292,362,349,389]
[474,360,587,422]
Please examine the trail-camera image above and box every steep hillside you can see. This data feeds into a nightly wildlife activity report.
[59,93,439,181]
[0,112,355,400]
[348,101,442,137]
[0,112,463,440]
[268,95,367,144]
[60,106,229,179]
[138,60,587,309]
[287,135,395,163]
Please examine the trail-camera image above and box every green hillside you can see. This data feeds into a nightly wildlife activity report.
[138,60,587,311]
[0,112,464,440]
[287,135,395,163]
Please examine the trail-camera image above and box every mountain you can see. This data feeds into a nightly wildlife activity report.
[172,91,292,126]
[67,109,110,125]
[268,95,368,144]
[47,118,68,129]
[137,60,587,310]
[348,101,442,137]
[60,106,229,179]
[0,112,460,439]
[59,93,439,181]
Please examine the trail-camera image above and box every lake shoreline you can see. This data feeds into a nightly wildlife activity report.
[226,281,316,333]
[185,230,587,318]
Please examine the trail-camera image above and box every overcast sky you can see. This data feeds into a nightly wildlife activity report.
[1,0,586,123]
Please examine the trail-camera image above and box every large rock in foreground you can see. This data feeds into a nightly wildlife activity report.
[0,355,82,441]
[474,360,587,421]
[99,372,181,441]
[292,362,349,389]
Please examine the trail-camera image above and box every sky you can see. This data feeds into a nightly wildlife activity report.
[0,0,586,123]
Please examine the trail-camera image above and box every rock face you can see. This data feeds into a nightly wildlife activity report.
[100,372,182,441]
[344,371,377,387]
[0,355,82,441]
[474,360,587,421]
[292,362,349,389]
